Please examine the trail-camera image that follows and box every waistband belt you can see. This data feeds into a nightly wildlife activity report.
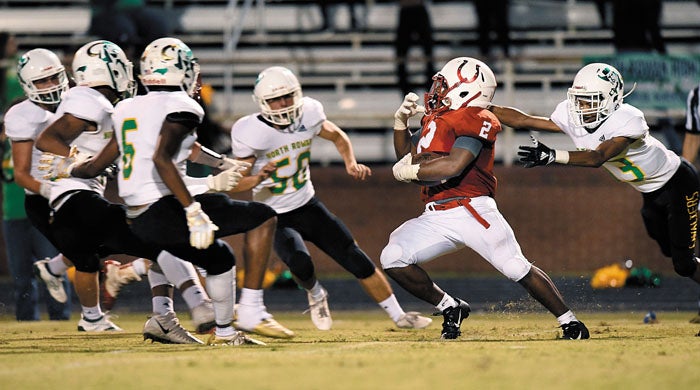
[425,197,490,229]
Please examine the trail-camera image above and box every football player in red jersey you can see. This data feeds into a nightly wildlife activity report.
[382,57,589,340]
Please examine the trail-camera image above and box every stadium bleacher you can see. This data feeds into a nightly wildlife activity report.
[1,0,700,163]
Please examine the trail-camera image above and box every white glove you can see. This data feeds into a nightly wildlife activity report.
[184,201,219,249]
[392,153,420,182]
[206,166,243,192]
[218,157,251,172]
[394,92,425,130]
[37,145,89,180]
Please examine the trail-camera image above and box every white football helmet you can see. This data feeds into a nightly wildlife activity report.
[567,63,625,129]
[72,40,135,101]
[17,48,68,105]
[139,37,200,96]
[252,66,303,127]
[424,57,497,115]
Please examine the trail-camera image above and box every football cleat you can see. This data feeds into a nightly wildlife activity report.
[395,311,433,329]
[305,288,332,331]
[77,314,122,332]
[190,300,216,334]
[33,258,67,303]
[439,298,471,339]
[560,321,590,340]
[143,312,204,344]
[102,260,142,310]
[235,317,295,339]
[206,331,266,346]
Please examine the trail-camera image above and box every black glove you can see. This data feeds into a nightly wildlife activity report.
[517,135,555,168]
[100,163,119,180]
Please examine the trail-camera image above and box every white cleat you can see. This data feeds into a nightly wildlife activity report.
[206,331,266,346]
[143,312,204,344]
[305,288,332,331]
[395,311,433,329]
[33,258,67,303]
[77,314,122,332]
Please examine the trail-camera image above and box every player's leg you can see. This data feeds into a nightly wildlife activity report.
[155,251,215,334]
[468,197,588,340]
[235,216,294,338]
[193,193,293,338]
[274,225,332,330]
[142,259,203,345]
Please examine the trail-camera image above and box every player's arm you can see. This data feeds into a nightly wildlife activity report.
[682,133,700,163]
[70,135,120,178]
[393,93,424,158]
[154,113,198,207]
[393,136,480,183]
[224,156,275,193]
[10,140,46,196]
[569,136,634,167]
[319,119,371,180]
[416,138,479,182]
[489,105,563,133]
[36,113,93,156]
[519,135,633,168]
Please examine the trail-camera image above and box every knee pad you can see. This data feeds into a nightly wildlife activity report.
[672,256,698,277]
[199,240,235,275]
[501,256,532,282]
[340,245,375,279]
[283,250,315,282]
[147,268,171,288]
[380,243,410,270]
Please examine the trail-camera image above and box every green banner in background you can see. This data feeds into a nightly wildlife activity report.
[583,54,700,111]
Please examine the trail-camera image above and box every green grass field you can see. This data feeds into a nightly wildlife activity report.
[1,310,700,389]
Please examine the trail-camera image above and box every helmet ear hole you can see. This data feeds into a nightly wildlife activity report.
[459,91,469,98]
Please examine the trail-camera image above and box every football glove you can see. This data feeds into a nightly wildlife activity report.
[100,163,119,181]
[37,145,89,180]
[394,92,425,130]
[218,157,251,172]
[206,166,243,192]
[518,135,556,168]
[392,153,420,182]
[184,201,219,249]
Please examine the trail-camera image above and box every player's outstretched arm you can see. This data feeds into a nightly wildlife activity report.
[319,120,371,180]
[489,105,562,133]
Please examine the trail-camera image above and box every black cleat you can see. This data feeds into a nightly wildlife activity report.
[561,321,590,340]
[440,298,470,339]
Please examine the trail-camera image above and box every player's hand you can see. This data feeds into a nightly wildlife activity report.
[518,135,555,168]
[100,163,119,181]
[206,166,243,192]
[394,92,425,130]
[218,157,251,172]
[392,153,419,182]
[184,202,219,249]
[37,145,89,180]
[347,163,371,180]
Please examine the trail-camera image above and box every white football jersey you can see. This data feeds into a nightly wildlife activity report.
[230,96,326,213]
[550,101,680,193]
[3,99,58,196]
[113,91,204,206]
[49,86,115,205]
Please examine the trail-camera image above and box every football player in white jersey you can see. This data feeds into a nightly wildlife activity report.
[229,66,432,331]
[490,63,700,323]
[3,48,73,314]
[54,38,293,344]
[35,40,214,343]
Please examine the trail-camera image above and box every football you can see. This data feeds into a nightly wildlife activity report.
[411,151,447,186]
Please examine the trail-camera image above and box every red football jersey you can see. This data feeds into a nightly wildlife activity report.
[416,106,501,203]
